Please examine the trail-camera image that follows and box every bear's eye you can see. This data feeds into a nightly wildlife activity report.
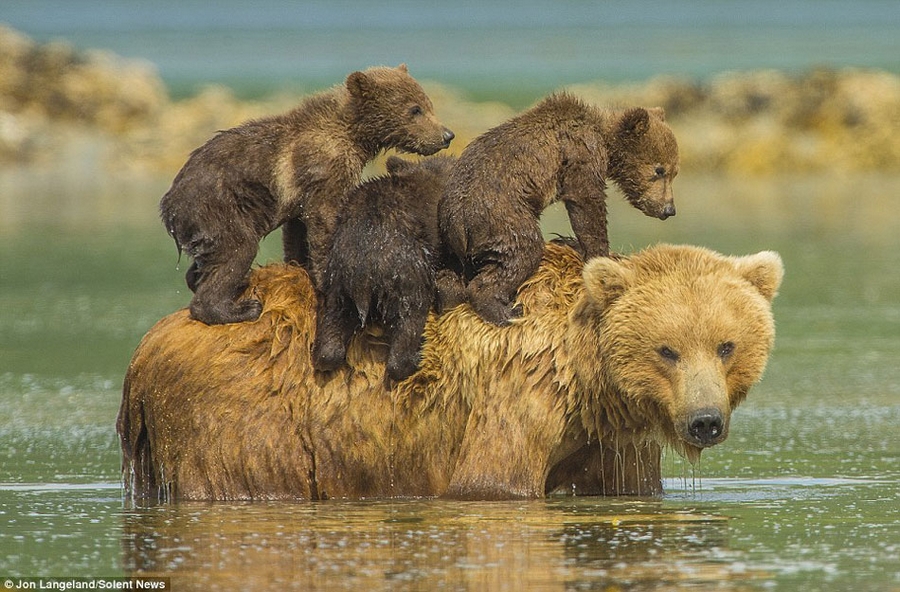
[409,105,423,117]
[654,166,666,178]
[657,346,680,363]
[717,341,736,360]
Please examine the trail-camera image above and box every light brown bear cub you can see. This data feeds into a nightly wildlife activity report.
[160,65,454,325]
[439,92,678,326]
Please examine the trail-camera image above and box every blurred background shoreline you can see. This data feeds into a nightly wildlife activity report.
[5,0,899,103]
[2,0,900,182]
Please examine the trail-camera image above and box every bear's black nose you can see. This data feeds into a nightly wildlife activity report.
[659,203,676,220]
[442,128,455,146]
[688,408,724,446]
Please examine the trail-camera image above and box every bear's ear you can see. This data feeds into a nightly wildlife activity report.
[397,63,409,73]
[346,70,372,98]
[647,106,666,121]
[582,256,633,309]
[385,155,414,175]
[617,107,651,140]
[731,251,784,302]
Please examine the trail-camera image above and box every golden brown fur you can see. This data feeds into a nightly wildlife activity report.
[118,243,782,501]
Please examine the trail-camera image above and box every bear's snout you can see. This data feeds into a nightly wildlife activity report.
[686,407,726,447]
[659,203,676,220]
[441,128,455,147]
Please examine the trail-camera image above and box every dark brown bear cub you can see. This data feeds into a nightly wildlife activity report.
[439,92,679,326]
[313,155,458,383]
[160,65,454,325]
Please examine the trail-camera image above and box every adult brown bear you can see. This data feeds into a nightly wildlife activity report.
[118,243,782,501]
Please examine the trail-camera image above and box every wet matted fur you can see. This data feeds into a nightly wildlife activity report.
[118,242,782,501]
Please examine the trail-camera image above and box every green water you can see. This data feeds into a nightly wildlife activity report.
[1,172,898,590]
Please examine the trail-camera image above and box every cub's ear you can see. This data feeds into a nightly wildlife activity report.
[617,107,651,140]
[731,251,784,302]
[385,155,414,175]
[647,106,666,121]
[397,63,409,73]
[346,70,371,98]
[582,256,633,309]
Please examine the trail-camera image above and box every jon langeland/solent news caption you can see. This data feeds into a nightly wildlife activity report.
[3,579,169,591]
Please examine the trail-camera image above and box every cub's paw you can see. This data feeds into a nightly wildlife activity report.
[311,339,347,373]
[471,298,522,327]
[190,297,262,325]
[386,353,421,383]
[235,298,263,321]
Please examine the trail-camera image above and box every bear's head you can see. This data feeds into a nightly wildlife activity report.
[346,64,455,156]
[570,245,783,463]
[608,107,679,221]
[383,155,458,239]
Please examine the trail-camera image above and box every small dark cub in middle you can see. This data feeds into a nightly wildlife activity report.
[313,155,460,382]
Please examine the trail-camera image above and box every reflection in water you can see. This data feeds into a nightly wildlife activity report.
[120,499,745,591]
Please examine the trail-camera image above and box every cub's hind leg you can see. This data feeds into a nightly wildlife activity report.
[188,239,261,325]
